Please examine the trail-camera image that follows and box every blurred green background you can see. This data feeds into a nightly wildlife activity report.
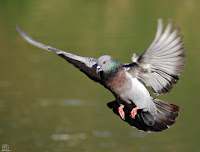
[0,0,200,152]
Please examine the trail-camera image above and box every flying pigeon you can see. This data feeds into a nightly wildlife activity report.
[15,19,185,132]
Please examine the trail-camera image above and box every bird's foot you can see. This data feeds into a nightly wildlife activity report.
[130,107,139,119]
[118,104,125,120]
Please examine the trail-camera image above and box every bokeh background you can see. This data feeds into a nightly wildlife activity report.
[0,0,200,152]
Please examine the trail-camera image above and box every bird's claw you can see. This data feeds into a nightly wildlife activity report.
[130,107,139,119]
[118,104,125,120]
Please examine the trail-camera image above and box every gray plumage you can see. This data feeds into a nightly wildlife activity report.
[130,19,184,95]
[15,19,184,132]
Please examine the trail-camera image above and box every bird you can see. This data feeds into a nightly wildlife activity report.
[15,19,185,132]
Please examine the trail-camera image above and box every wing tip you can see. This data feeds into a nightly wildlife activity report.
[158,18,163,23]
[15,24,28,40]
[157,18,163,27]
[15,24,21,33]
[168,18,172,24]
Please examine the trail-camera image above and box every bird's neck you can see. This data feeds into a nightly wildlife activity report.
[103,66,127,92]
[101,63,123,81]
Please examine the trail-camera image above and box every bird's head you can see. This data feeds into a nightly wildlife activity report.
[96,55,121,74]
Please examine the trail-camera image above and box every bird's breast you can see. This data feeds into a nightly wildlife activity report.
[104,68,131,94]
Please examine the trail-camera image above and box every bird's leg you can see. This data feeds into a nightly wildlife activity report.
[118,104,125,120]
[130,107,139,118]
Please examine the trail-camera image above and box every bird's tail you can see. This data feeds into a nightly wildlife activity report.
[107,98,180,132]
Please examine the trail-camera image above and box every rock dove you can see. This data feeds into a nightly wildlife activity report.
[15,19,185,132]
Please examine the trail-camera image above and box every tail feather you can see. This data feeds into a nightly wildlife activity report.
[154,98,179,125]
[157,110,175,126]
[153,99,180,113]
[107,98,180,132]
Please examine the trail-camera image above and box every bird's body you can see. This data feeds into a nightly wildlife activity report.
[102,62,156,113]
[16,19,185,132]
[97,56,157,123]
[118,73,156,114]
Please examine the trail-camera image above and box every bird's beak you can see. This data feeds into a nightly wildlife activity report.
[96,65,102,73]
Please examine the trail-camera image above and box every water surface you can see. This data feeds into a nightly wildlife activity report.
[0,0,200,152]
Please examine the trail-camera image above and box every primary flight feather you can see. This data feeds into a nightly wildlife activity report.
[16,19,185,132]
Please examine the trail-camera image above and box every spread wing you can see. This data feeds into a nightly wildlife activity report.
[15,25,101,83]
[128,19,185,95]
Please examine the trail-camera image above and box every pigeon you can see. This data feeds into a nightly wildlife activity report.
[15,19,185,132]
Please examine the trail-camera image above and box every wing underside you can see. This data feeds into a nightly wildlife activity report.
[129,19,185,95]
[15,24,101,83]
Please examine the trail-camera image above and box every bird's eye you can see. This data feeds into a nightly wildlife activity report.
[103,61,106,64]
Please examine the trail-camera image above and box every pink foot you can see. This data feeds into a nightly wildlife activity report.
[130,107,139,118]
[118,104,125,120]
